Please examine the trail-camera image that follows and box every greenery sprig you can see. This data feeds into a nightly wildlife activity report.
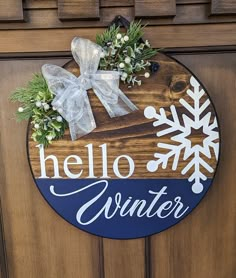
[10,74,68,147]
[11,21,159,146]
[96,21,158,87]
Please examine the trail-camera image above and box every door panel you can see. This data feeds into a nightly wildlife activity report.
[0,59,101,278]
[149,53,236,278]
[0,53,235,277]
[103,239,146,278]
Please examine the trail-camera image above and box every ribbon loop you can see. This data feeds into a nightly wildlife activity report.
[42,37,138,140]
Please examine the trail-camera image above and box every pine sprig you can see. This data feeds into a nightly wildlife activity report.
[126,21,144,46]
[134,48,158,62]
[10,74,47,121]
[10,74,68,147]
[96,20,159,87]
[96,24,120,47]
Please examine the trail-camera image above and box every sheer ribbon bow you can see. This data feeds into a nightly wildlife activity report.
[42,37,138,140]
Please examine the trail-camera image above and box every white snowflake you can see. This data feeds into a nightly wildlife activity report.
[144,76,219,194]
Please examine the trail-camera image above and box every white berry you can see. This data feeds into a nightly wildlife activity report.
[119,63,125,69]
[44,104,50,110]
[34,123,40,129]
[46,135,53,141]
[116,33,122,40]
[125,57,131,64]
[144,72,150,78]
[56,116,63,122]
[35,101,42,107]
[145,40,150,47]
[18,107,24,112]
[122,72,128,78]
[52,106,57,111]
[124,35,129,42]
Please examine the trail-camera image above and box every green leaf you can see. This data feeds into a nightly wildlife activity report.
[49,121,62,131]
[96,24,120,47]
[125,64,133,74]
[134,64,142,72]
[126,46,135,58]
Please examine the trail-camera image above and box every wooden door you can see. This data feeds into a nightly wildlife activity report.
[0,1,236,278]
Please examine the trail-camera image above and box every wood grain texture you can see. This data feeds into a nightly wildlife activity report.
[22,0,209,9]
[3,0,236,28]
[101,0,134,7]
[0,2,235,277]
[0,0,24,21]
[177,0,209,3]
[0,59,101,278]
[211,0,236,14]
[149,53,236,278]
[28,53,218,180]
[58,0,100,20]
[103,239,145,278]
[0,24,235,54]
[135,0,176,17]
[24,0,57,9]
[1,5,236,30]
[24,0,134,9]
[22,7,133,28]
[0,200,7,278]
[0,50,235,278]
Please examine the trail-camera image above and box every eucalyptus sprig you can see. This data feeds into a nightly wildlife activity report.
[10,74,68,147]
[96,21,158,87]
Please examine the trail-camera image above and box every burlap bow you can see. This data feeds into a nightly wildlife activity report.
[42,37,138,140]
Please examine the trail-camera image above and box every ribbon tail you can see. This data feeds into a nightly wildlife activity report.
[116,88,138,115]
[68,94,96,140]
[93,87,138,118]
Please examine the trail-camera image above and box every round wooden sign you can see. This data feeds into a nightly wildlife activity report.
[28,53,220,239]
